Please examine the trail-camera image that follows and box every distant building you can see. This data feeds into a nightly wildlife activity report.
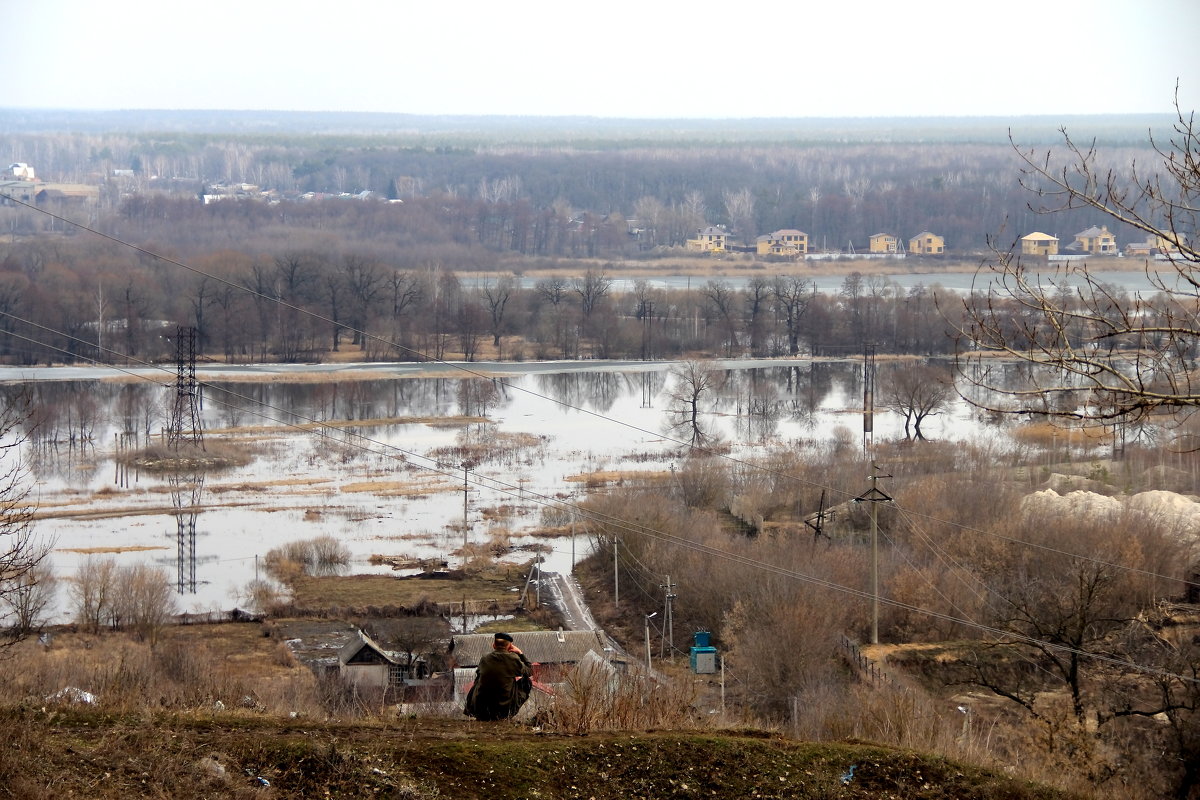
[450,630,628,707]
[1021,232,1059,256]
[686,225,731,253]
[908,231,945,255]
[338,630,429,693]
[869,233,901,254]
[1069,225,1117,255]
[0,180,98,209]
[755,228,808,257]
[0,181,38,206]
[1125,232,1187,257]
[8,163,35,181]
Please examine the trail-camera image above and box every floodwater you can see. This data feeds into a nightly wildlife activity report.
[9,358,1023,623]
[465,268,1182,297]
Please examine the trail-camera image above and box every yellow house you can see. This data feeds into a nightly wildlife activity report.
[1125,232,1187,256]
[686,225,731,253]
[756,229,808,257]
[1069,225,1117,255]
[908,231,945,255]
[869,233,900,253]
[1020,232,1059,256]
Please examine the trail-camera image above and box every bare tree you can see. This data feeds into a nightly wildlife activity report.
[884,362,952,440]
[112,563,178,645]
[3,561,56,637]
[572,269,612,321]
[70,556,120,634]
[667,360,725,447]
[0,388,49,646]
[773,276,816,356]
[481,276,515,350]
[744,276,771,357]
[958,91,1200,429]
[535,276,568,308]
[722,187,756,245]
[702,280,739,357]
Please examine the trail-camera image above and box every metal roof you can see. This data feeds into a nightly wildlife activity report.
[338,629,406,666]
[450,630,624,667]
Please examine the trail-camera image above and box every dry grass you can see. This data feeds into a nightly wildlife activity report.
[536,665,703,735]
[0,623,318,716]
[0,706,1075,800]
[57,545,169,555]
[1011,421,1113,447]
[284,562,532,610]
[339,477,458,496]
[207,414,485,434]
[564,469,672,486]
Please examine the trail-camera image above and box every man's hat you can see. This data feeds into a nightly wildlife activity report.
[494,632,514,642]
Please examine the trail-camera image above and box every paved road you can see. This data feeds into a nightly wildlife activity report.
[539,571,603,633]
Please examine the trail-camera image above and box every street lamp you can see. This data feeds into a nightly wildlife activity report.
[644,612,658,672]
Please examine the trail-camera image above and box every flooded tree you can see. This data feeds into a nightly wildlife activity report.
[666,360,724,447]
[884,362,951,440]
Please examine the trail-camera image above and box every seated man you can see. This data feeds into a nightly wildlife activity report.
[464,632,533,721]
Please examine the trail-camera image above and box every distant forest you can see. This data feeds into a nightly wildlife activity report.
[0,110,1179,367]
[0,110,1174,260]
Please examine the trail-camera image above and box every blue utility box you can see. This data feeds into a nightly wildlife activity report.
[689,630,718,674]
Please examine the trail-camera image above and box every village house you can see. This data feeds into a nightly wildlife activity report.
[338,629,431,695]
[755,228,809,257]
[450,630,628,705]
[1021,232,1059,256]
[1069,225,1118,255]
[686,225,732,253]
[1124,232,1187,257]
[8,163,35,181]
[908,231,945,255]
[869,233,901,254]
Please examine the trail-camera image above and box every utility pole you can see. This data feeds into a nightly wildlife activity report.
[535,555,543,607]
[854,464,892,645]
[660,575,677,659]
[462,463,469,567]
[863,343,876,454]
[640,300,654,360]
[613,538,619,610]
[644,612,657,672]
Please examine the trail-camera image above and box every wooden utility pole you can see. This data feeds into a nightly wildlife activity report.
[854,464,891,645]
[863,343,876,454]
[613,538,619,610]
[462,464,469,567]
[644,612,657,671]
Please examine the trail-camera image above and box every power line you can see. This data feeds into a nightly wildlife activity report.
[5,321,1198,686]
[5,201,1200,682]
[8,195,1191,595]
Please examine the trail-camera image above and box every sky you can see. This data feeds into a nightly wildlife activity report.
[2,0,1196,119]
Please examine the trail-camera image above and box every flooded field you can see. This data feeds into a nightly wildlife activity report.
[9,358,1022,621]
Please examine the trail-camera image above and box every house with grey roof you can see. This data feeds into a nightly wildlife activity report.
[450,630,628,705]
[338,629,430,694]
[1068,225,1118,255]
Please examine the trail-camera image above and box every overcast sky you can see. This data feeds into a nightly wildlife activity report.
[2,0,1195,119]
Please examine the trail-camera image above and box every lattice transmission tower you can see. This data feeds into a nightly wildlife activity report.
[167,326,204,449]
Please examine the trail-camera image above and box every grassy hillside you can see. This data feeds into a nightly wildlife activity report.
[0,708,1073,799]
